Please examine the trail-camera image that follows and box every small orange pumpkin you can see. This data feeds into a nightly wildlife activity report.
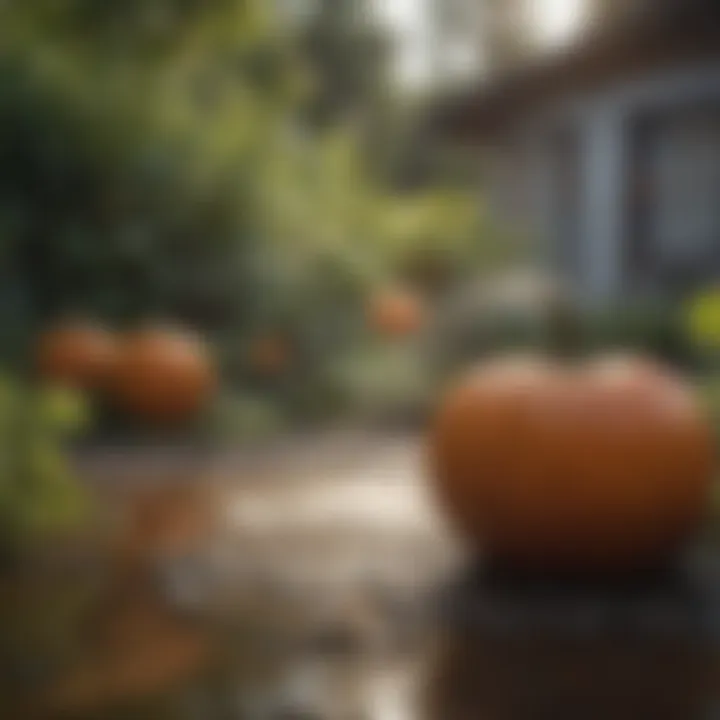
[111,326,216,424]
[248,334,290,377]
[36,321,117,390]
[368,287,424,338]
[430,355,714,573]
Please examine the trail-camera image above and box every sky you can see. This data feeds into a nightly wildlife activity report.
[532,0,589,44]
[375,0,589,88]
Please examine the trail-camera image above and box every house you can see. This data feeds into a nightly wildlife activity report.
[432,0,720,307]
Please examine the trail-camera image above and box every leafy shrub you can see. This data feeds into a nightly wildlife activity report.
[207,392,286,443]
[580,303,693,368]
[325,342,435,425]
[0,0,505,436]
[0,378,89,556]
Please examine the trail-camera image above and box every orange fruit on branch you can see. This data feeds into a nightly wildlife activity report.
[368,287,425,338]
[248,334,290,377]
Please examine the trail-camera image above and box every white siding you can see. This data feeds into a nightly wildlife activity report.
[511,62,720,305]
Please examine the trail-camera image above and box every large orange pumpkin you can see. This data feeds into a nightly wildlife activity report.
[111,327,216,424]
[430,355,714,572]
[36,321,117,390]
[368,287,424,338]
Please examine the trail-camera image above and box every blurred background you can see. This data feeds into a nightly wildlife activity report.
[2,0,720,717]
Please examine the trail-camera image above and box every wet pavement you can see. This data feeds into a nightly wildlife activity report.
[158,432,458,719]
[3,433,454,718]
[8,431,720,719]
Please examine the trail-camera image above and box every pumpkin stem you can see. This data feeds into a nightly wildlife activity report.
[546,298,582,360]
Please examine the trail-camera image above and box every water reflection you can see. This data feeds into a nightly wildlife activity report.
[424,564,720,720]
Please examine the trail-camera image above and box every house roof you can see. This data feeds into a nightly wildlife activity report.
[431,0,720,139]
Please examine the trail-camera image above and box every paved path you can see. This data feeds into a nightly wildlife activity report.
[53,432,720,719]
[57,432,459,718]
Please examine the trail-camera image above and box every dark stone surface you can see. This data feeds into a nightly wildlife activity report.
[425,553,720,720]
[438,553,720,640]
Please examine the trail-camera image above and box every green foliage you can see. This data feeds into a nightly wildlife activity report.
[208,392,286,442]
[427,286,699,380]
[580,303,693,366]
[325,341,435,423]
[0,379,89,550]
[0,0,501,433]
[0,0,303,326]
[298,0,392,122]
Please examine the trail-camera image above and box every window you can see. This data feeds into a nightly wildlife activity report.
[629,104,720,293]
